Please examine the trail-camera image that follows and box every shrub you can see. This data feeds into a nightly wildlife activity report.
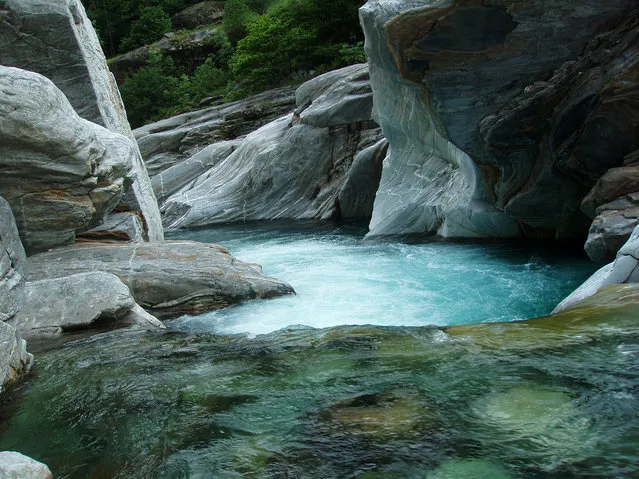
[119,6,173,52]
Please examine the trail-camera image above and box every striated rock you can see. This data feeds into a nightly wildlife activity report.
[360,0,638,238]
[0,67,138,254]
[160,64,384,229]
[0,197,27,321]
[28,241,295,319]
[0,451,52,479]
[172,1,225,30]
[135,86,297,176]
[0,0,163,242]
[554,223,639,313]
[152,141,240,207]
[77,212,146,243]
[338,138,388,219]
[7,272,164,338]
[0,322,33,396]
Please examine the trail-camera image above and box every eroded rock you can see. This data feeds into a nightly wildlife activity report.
[28,241,294,319]
[0,67,136,253]
[360,0,638,238]
[135,86,297,176]
[0,0,163,242]
[160,64,384,228]
[0,322,33,396]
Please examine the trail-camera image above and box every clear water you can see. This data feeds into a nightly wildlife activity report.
[166,221,596,334]
[3,221,634,479]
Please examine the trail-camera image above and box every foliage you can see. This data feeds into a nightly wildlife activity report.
[222,0,259,45]
[227,0,365,96]
[119,6,173,52]
[81,0,202,56]
[120,52,229,127]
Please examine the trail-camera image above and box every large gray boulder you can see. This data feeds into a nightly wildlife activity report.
[0,67,138,254]
[0,197,27,321]
[8,272,164,338]
[28,241,295,319]
[160,64,385,228]
[0,451,52,479]
[360,0,638,238]
[554,223,639,313]
[0,0,163,242]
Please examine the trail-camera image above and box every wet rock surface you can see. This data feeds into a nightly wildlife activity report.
[27,241,295,319]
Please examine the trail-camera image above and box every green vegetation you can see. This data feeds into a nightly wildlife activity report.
[85,0,366,127]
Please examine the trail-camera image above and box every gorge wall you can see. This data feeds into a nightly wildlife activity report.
[360,0,638,248]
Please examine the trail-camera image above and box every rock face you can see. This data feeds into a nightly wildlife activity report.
[0,322,33,396]
[554,224,639,313]
[360,0,638,238]
[135,86,297,177]
[0,67,139,254]
[0,197,32,396]
[0,451,53,479]
[0,197,27,321]
[28,241,295,319]
[172,1,225,30]
[158,64,385,229]
[0,0,163,242]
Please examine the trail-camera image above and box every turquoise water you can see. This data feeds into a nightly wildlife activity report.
[167,221,596,334]
[2,222,632,479]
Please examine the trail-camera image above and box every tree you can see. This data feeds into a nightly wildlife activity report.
[119,6,173,52]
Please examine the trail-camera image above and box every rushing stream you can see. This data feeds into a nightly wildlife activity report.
[1,222,638,478]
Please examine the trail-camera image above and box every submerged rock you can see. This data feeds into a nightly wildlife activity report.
[0,67,137,253]
[0,451,52,479]
[27,241,295,319]
[427,458,512,479]
[360,0,637,238]
[318,388,433,440]
[7,272,164,338]
[160,64,384,228]
[0,0,163,242]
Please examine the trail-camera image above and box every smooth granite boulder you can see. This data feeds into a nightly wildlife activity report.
[160,64,384,228]
[135,86,297,176]
[360,0,638,238]
[0,0,163,242]
[554,223,639,313]
[0,67,137,253]
[0,198,27,321]
[0,452,52,479]
[0,322,33,396]
[8,272,164,338]
[28,241,295,319]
